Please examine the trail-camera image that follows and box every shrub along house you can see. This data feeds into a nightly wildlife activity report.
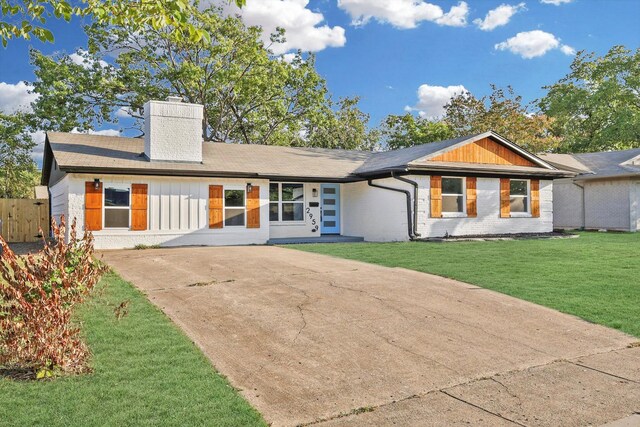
[41,98,572,249]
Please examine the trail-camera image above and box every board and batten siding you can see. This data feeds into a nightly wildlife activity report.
[64,174,269,249]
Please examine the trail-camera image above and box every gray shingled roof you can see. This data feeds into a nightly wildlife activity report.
[354,134,478,174]
[43,130,570,184]
[45,132,371,181]
[539,148,640,180]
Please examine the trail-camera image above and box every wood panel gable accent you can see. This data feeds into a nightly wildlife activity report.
[429,137,537,167]
[85,181,102,231]
[208,185,223,229]
[246,185,260,229]
[131,184,148,231]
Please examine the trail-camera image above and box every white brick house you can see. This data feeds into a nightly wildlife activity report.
[540,150,640,232]
[42,98,571,249]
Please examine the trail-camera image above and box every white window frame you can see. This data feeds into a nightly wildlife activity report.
[223,187,247,227]
[509,179,531,217]
[269,182,305,223]
[103,183,131,230]
[441,176,467,218]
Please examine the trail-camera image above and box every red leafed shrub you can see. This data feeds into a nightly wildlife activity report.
[0,216,108,378]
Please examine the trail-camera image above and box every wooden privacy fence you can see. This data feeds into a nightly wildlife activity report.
[0,199,49,243]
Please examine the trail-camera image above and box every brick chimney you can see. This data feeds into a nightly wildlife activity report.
[144,97,204,163]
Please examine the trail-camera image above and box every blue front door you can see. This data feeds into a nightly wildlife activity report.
[321,184,340,234]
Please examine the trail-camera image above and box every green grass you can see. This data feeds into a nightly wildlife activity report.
[0,272,265,427]
[291,232,640,338]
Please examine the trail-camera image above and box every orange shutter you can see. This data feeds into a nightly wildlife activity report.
[85,181,103,231]
[246,185,260,229]
[430,176,442,218]
[466,177,477,218]
[531,179,540,218]
[209,185,223,229]
[500,178,511,218]
[131,184,148,231]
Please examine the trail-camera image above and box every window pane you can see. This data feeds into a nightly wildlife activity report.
[322,187,336,194]
[269,203,279,221]
[105,209,129,228]
[442,178,463,195]
[225,190,245,207]
[442,195,464,213]
[324,198,336,205]
[324,210,336,217]
[105,187,130,207]
[324,221,336,227]
[225,208,245,226]
[269,183,279,202]
[282,184,303,201]
[510,180,527,196]
[510,197,528,213]
[282,203,303,221]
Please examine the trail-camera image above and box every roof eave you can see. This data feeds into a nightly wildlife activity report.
[58,165,363,183]
[405,163,575,178]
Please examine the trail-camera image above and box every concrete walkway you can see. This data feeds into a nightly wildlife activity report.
[101,246,640,427]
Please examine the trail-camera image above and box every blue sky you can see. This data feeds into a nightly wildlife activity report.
[0,0,639,163]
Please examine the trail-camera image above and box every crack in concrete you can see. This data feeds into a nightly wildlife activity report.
[440,390,527,427]
[490,377,524,408]
[326,280,408,319]
[570,361,639,384]
[305,345,634,427]
[278,280,312,343]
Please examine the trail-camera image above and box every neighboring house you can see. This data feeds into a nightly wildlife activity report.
[41,98,571,249]
[540,149,640,232]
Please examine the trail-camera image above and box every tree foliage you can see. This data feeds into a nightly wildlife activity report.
[443,85,561,153]
[379,114,454,149]
[30,7,375,149]
[0,0,245,47]
[539,45,640,152]
[0,112,39,198]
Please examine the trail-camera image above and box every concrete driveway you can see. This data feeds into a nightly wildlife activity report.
[101,246,640,427]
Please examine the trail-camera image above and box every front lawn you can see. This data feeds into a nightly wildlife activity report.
[0,272,265,427]
[291,232,640,338]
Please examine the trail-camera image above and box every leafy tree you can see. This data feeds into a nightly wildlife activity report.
[0,112,39,198]
[379,114,454,149]
[443,85,561,153]
[30,7,375,149]
[0,0,245,46]
[303,97,379,150]
[539,45,640,152]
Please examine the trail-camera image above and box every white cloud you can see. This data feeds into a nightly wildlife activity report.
[68,49,108,69]
[540,0,572,5]
[405,84,467,118]
[338,0,469,29]
[495,30,573,58]
[435,1,469,27]
[226,0,345,55]
[0,81,38,113]
[473,3,526,31]
[71,128,121,137]
[31,130,46,165]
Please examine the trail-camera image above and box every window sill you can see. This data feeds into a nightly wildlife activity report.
[509,213,532,218]
[441,212,467,218]
[270,221,306,226]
